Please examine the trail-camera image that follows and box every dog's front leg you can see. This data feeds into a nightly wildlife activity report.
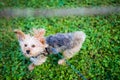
[29,56,47,71]
[28,63,35,71]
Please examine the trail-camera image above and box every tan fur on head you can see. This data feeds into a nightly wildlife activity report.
[14,29,47,58]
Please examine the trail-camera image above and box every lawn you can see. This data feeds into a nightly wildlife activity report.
[0,0,120,80]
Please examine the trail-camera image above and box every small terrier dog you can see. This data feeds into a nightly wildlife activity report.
[14,28,86,71]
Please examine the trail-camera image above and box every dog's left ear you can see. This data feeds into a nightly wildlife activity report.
[33,28,46,45]
[33,28,45,37]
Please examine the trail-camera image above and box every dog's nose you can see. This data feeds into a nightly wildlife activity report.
[26,50,30,54]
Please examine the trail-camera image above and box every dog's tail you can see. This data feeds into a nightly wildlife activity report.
[74,31,86,43]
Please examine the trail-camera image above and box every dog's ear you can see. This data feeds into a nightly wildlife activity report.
[39,37,48,47]
[39,37,46,45]
[14,29,25,41]
[33,28,45,38]
[33,28,46,44]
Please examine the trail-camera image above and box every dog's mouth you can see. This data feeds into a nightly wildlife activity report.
[23,53,32,58]
[24,52,41,58]
[23,53,30,58]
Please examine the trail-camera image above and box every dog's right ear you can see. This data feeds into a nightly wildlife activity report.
[14,29,25,41]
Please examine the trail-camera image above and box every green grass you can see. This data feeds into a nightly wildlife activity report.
[0,0,120,80]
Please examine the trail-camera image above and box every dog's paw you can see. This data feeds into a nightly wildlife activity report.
[58,59,65,65]
[28,63,35,71]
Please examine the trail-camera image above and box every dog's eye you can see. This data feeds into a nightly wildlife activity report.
[32,45,35,48]
[24,44,27,47]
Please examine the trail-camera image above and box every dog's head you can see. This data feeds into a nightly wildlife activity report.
[14,28,48,58]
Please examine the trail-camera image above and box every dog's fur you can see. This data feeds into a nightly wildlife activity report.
[14,28,86,71]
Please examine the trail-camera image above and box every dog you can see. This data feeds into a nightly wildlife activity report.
[14,28,86,71]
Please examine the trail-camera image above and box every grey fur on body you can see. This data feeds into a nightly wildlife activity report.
[46,31,86,54]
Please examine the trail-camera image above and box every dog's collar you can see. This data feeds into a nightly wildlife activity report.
[31,48,50,58]
[31,54,41,58]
